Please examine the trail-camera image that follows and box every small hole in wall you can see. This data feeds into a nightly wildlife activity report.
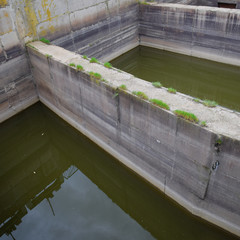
[218,2,236,8]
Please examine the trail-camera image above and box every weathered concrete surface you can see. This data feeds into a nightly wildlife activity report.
[147,0,240,8]
[0,0,139,121]
[27,42,240,237]
[139,3,240,66]
[0,3,38,121]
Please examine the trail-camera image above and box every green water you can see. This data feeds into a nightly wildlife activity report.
[0,103,239,240]
[111,46,240,111]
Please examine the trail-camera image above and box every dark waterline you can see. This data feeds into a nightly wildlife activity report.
[111,46,240,111]
[0,103,239,240]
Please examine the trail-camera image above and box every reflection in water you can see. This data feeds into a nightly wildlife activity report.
[111,46,240,111]
[0,103,239,240]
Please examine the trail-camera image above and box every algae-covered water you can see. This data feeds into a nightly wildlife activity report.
[0,103,239,240]
[111,46,240,111]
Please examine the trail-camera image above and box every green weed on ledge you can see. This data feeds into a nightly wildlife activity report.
[119,84,127,90]
[168,88,177,94]
[200,121,207,127]
[132,91,149,100]
[40,38,50,44]
[69,63,76,67]
[150,99,170,110]
[104,62,113,69]
[28,44,38,50]
[89,72,103,84]
[203,100,218,108]
[77,65,84,71]
[152,82,162,88]
[90,57,99,63]
[174,110,199,123]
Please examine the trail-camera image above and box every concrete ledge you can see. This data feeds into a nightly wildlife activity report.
[27,42,240,237]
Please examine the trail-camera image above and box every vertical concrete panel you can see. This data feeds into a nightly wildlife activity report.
[139,4,240,66]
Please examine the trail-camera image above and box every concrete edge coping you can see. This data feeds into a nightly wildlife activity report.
[144,2,240,13]
[27,41,240,141]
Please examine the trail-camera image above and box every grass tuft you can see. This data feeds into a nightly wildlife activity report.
[167,88,177,94]
[119,84,127,90]
[76,65,84,71]
[193,98,201,103]
[40,38,50,44]
[150,99,170,110]
[200,121,207,127]
[104,62,113,69]
[69,63,76,67]
[90,57,99,63]
[152,82,162,88]
[203,100,218,108]
[83,55,88,60]
[89,71,102,80]
[45,54,52,58]
[132,91,148,100]
[174,110,199,123]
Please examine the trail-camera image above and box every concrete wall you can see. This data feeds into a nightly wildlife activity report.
[27,42,240,237]
[0,1,38,122]
[139,3,240,66]
[0,0,138,123]
[147,0,240,8]
[1,0,240,123]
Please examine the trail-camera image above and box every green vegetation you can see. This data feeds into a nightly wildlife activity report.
[132,91,148,100]
[174,110,199,123]
[167,88,177,94]
[139,1,150,4]
[76,65,84,71]
[203,99,218,108]
[193,98,201,103]
[102,79,109,83]
[104,62,113,69]
[150,99,170,110]
[83,55,88,60]
[90,57,99,63]
[40,38,50,44]
[152,82,162,88]
[119,84,127,90]
[45,54,52,58]
[200,121,207,127]
[216,138,222,145]
[69,63,76,67]
[28,44,37,50]
[89,71,102,80]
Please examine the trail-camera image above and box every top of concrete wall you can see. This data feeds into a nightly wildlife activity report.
[146,0,240,8]
[28,41,240,141]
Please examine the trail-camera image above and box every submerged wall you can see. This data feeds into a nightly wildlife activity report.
[139,3,240,66]
[27,42,240,237]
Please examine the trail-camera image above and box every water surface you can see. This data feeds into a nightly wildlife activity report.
[0,103,239,240]
[111,46,240,111]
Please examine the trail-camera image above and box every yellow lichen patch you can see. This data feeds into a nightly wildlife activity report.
[49,25,55,33]
[41,0,55,21]
[0,0,8,7]
[38,10,42,21]
[24,0,39,37]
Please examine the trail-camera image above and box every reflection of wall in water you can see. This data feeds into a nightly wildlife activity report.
[0,105,70,238]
